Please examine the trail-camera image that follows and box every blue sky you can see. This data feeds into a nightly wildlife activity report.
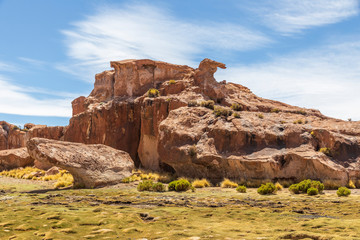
[0,0,359,126]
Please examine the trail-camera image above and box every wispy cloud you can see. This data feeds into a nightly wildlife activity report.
[59,3,271,82]
[0,73,72,117]
[251,0,359,34]
[18,57,47,67]
[216,40,360,120]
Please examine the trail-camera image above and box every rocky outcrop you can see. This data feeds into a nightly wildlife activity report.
[0,121,65,151]
[27,138,134,188]
[3,58,359,186]
[0,148,34,171]
[61,58,360,185]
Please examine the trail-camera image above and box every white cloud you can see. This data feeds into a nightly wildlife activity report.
[255,0,359,34]
[0,75,72,117]
[216,40,360,120]
[18,57,46,67]
[59,4,270,82]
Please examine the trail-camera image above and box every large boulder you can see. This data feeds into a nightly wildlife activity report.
[27,138,135,188]
[0,147,34,171]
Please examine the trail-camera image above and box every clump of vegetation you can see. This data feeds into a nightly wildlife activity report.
[293,119,303,124]
[152,182,166,192]
[257,183,276,195]
[310,131,315,137]
[319,147,332,157]
[231,103,243,111]
[307,187,319,196]
[168,80,176,85]
[188,100,198,107]
[200,100,215,110]
[233,112,240,118]
[296,110,307,115]
[236,185,247,193]
[221,178,238,188]
[137,180,154,191]
[12,125,20,130]
[257,113,264,119]
[347,180,356,189]
[54,173,74,189]
[214,107,232,117]
[275,182,283,191]
[147,88,160,98]
[271,108,280,113]
[188,145,197,157]
[122,175,141,183]
[337,187,351,197]
[280,120,286,124]
[289,179,324,194]
[168,179,192,192]
[192,179,211,188]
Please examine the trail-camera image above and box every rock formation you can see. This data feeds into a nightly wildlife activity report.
[0,121,65,151]
[2,58,360,186]
[0,147,34,171]
[62,58,360,186]
[27,138,135,188]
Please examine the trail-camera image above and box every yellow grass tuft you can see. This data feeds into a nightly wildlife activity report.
[221,178,238,188]
[347,180,356,189]
[192,179,211,188]
[275,182,283,191]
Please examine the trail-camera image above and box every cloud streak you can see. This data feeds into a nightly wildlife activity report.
[216,40,360,120]
[59,4,271,82]
[252,0,359,34]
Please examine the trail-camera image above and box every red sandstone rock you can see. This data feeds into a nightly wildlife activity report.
[0,147,34,171]
[27,138,135,188]
[3,58,360,185]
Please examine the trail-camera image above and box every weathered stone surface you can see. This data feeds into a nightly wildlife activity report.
[27,138,135,188]
[61,58,360,184]
[0,147,34,171]
[0,121,65,151]
[3,58,359,185]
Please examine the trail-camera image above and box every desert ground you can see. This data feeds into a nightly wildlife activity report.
[1,176,359,240]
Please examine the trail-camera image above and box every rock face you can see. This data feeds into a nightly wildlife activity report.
[0,121,65,151]
[0,148,34,171]
[62,58,360,185]
[27,138,135,188]
[3,58,360,186]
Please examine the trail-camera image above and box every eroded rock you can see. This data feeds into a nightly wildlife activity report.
[27,138,134,188]
[0,147,34,171]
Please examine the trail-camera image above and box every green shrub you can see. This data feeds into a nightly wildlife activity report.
[337,187,351,197]
[233,112,240,118]
[168,181,177,191]
[319,147,332,157]
[289,179,324,194]
[200,100,215,110]
[231,103,243,111]
[271,108,280,113]
[236,185,246,193]
[307,187,319,196]
[188,101,198,107]
[137,180,154,191]
[257,113,264,119]
[257,183,276,195]
[169,80,176,85]
[289,184,300,194]
[175,179,192,192]
[168,179,192,192]
[214,107,232,117]
[147,88,160,98]
[152,182,166,192]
